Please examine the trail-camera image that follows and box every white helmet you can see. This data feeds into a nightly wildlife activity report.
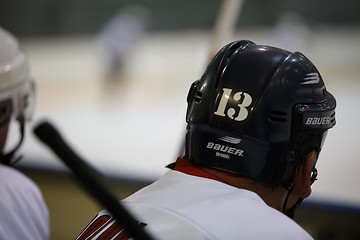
[0,26,35,164]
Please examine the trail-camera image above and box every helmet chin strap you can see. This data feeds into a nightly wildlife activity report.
[283,189,304,219]
[282,181,298,219]
[282,167,318,219]
[0,116,25,166]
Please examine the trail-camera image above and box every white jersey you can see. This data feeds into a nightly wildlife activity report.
[77,168,314,240]
[0,164,49,240]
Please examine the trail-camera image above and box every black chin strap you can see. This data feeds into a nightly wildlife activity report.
[282,181,296,219]
[0,117,25,166]
[283,189,304,219]
[282,167,318,219]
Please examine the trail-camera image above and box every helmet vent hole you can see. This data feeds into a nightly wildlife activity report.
[269,111,287,122]
[194,91,202,103]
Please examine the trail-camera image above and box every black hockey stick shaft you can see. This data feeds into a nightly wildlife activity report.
[33,121,154,240]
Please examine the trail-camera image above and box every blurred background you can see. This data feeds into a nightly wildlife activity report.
[1,0,360,239]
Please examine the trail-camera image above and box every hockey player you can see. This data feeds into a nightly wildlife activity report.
[0,26,49,239]
[77,40,336,239]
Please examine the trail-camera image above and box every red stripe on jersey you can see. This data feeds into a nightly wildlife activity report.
[77,215,112,240]
[173,158,227,184]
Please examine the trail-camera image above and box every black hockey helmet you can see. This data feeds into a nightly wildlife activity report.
[185,40,336,187]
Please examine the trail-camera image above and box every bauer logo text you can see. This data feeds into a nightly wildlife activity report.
[305,117,331,125]
[206,142,244,157]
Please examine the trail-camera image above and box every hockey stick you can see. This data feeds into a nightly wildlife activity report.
[33,121,154,240]
[208,0,245,57]
[177,0,245,158]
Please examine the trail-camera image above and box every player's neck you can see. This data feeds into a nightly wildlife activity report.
[203,167,288,212]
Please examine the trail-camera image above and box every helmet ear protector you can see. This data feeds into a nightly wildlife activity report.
[278,94,336,187]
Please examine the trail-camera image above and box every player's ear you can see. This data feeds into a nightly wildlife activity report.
[293,151,316,198]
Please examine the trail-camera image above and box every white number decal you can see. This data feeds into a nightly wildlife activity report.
[214,88,232,117]
[214,88,252,121]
